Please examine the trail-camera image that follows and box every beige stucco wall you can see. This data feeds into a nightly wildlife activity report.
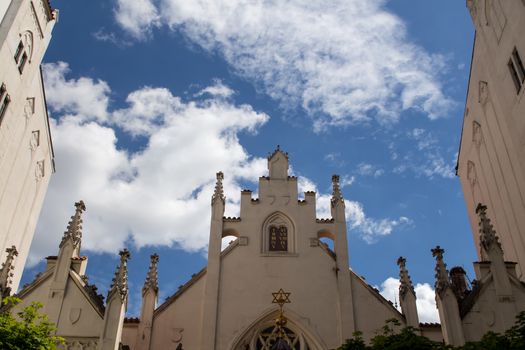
[148,273,206,349]
[458,0,525,279]
[0,0,56,292]
[461,263,525,341]
[138,153,407,350]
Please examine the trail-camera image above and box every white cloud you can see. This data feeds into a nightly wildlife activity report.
[356,162,384,178]
[30,62,268,266]
[43,62,110,122]
[195,79,235,99]
[378,277,439,324]
[301,179,411,243]
[390,128,455,179]
[33,63,413,266]
[114,0,160,40]
[113,0,454,130]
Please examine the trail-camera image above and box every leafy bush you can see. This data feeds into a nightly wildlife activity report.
[338,312,525,350]
[0,297,64,350]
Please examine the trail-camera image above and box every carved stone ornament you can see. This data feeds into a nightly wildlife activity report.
[30,130,40,151]
[238,236,248,246]
[467,161,477,188]
[35,160,44,181]
[69,307,81,324]
[171,328,184,343]
[211,172,225,205]
[109,249,130,302]
[432,246,450,298]
[397,256,415,299]
[143,253,159,295]
[68,341,83,350]
[472,121,482,150]
[478,81,489,105]
[24,97,35,120]
[60,201,86,250]
[84,341,98,350]
[476,203,502,255]
[331,174,344,207]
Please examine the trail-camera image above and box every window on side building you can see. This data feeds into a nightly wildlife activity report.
[508,47,525,94]
[0,83,11,124]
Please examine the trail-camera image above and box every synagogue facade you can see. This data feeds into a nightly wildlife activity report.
[3,148,525,349]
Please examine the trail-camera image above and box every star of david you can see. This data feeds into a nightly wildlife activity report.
[272,288,291,307]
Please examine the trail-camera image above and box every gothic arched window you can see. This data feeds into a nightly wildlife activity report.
[262,212,295,255]
[269,225,288,252]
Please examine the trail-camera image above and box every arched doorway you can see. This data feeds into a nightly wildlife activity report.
[231,312,324,350]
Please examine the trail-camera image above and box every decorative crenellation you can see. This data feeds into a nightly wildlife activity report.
[476,203,502,255]
[267,145,288,160]
[109,249,131,302]
[211,172,225,205]
[331,175,344,207]
[0,246,18,299]
[60,201,86,250]
[397,256,415,299]
[143,253,159,295]
[432,246,450,298]
[223,216,241,222]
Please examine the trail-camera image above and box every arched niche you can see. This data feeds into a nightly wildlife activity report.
[229,308,325,350]
[221,229,240,252]
[261,212,296,255]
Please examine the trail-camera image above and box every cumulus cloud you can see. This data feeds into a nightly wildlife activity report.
[113,0,454,130]
[30,62,268,265]
[298,179,411,243]
[114,0,160,40]
[31,62,411,266]
[43,62,110,122]
[195,79,235,99]
[378,277,439,323]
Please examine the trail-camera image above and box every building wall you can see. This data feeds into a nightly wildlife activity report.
[458,0,525,278]
[0,0,56,291]
[138,153,405,350]
[0,0,11,23]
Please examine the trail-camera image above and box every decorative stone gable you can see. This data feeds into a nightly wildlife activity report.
[60,200,86,252]
[0,246,18,299]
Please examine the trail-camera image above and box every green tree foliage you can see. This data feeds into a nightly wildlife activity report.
[338,312,525,350]
[0,297,64,350]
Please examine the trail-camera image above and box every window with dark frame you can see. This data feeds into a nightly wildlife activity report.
[508,47,525,94]
[269,225,288,252]
[0,84,11,124]
[18,52,28,74]
[14,39,29,74]
[14,41,24,63]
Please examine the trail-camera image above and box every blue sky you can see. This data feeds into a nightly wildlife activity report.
[20,0,476,322]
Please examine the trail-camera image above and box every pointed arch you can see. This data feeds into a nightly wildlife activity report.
[229,307,327,350]
[261,212,296,255]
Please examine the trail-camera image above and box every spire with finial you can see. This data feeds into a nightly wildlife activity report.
[432,246,450,298]
[60,200,86,251]
[331,175,344,207]
[143,253,159,295]
[211,172,225,205]
[397,256,415,299]
[476,203,502,257]
[0,246,18,299]
[109,249,130,302]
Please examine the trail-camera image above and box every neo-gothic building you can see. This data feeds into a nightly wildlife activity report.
[0,0,57,294]
[458,0,525,279]
[5,148,525,350]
